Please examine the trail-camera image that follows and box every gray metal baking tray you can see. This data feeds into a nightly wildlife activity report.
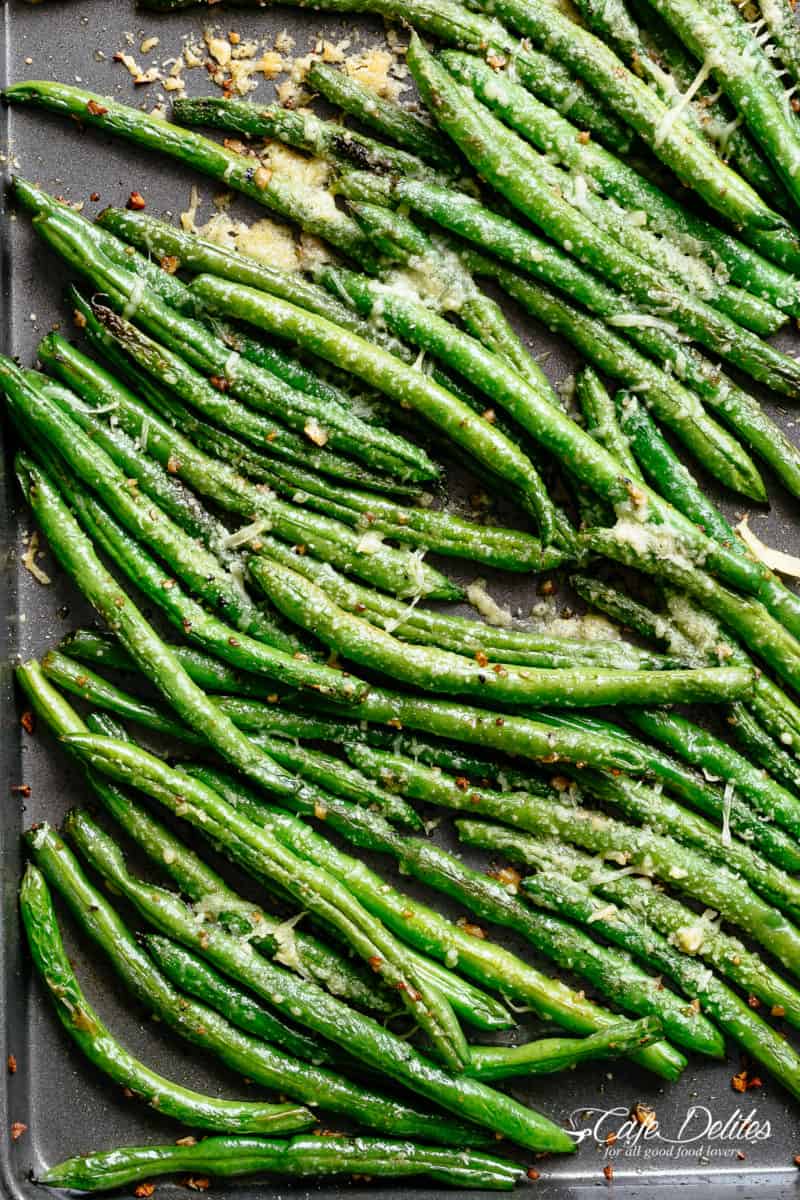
[2,0,800,1194]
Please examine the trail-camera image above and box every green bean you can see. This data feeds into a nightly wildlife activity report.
[63,733,474,1071]
[308,60,462,169]
[143,934,382,1054]
[7,363,300,649]
[253,535,681,671]
[32,209,432,483]
[728,702,800,796]
[60,629,277,698]
[172,96,444,180]
[408,36,800,399]
[643,0,800,211]
[344,199,563,413]
[18,657,393,1019]
[249,553,754,706]
[754,0,800,88]
[39,1134,522,1193]
[320,255,762,505]
[456,822,800,1101]
[19,865,314,1134]
[14,452,394,828]
[95,205,417,363]
[460,822,800,1033]
[190,276,566,539]
[173,769,687,1080]
[37,328,458,601]
[14,177,374,431]
[3,81,382,260]
[616,392,739,548]
[468,1017,662,1081]
[221,454,570,573]
[16,440,370,707]
[584,522,800,694]
[462,0,785,229]
[627,707,800,843]
[576,368,641,479]
[349,174,800,496]
[442,49,800,312]
[347,733,800,884]
[60,809,576,1153]
[33,824,468,1141]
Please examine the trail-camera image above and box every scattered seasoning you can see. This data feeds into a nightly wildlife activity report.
[10,1123,27,1142]
[20,712,35,736]
[488,865,521,890]
[457,919,486,939]
[632,1103,657,1129]
[127,191,146,210]
[10,786,30,798]
[602,1164,614,1182]
[22,531,51,585]
[7,1056,16,1075]
[133,1184,155,1198]
[527,1168,540,1181]
[89,192,100,202]
[86,99,108,116]
[732,1069,763,1092]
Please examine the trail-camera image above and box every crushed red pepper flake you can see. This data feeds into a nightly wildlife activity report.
[527,1168,540,1181]
[10,1123,27,1142]
[457,919,486,939]
[127,191,146,211]
[6,1056,16,1075]
[86,99,108,115]
[20,712,35,735]
[10,786,31,798]
[134,1184,155,1198]
[732,1069,762,1092]
[183,1177,209,1192]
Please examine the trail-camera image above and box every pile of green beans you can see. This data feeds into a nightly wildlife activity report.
[9,3,800,1189]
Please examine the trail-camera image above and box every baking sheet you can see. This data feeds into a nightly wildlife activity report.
[2,0,800,1194]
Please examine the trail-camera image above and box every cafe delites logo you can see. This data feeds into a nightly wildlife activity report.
[569,1100,773,1162]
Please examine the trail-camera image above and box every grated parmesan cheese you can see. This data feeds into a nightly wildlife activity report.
[466,579,513,628]
[22,532,51,586]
